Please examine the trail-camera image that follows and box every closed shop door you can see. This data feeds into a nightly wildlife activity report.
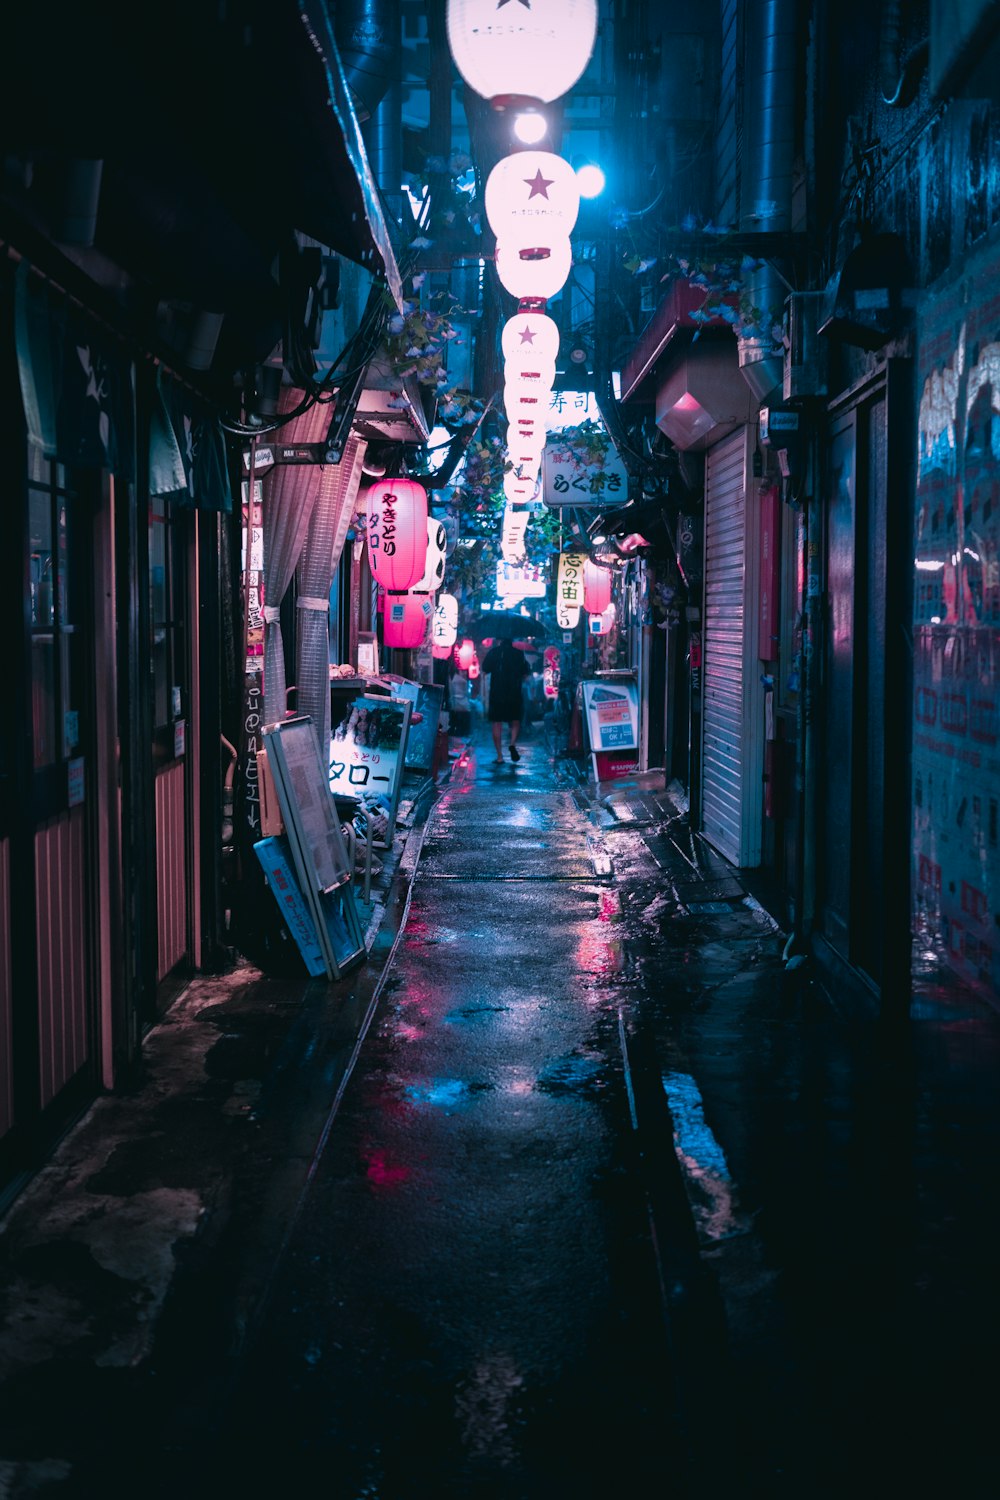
[702,427,763,866]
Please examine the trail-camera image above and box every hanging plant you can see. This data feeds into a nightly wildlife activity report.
[547,418,613,468]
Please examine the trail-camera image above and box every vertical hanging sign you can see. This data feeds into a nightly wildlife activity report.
[556,550,586,628]
[240,447,265,836]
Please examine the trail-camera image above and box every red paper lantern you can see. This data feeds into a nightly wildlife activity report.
[383,592,433,648]
[583,560,612,615]
[365,479,429,591]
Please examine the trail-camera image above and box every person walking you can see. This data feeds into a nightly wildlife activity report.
[482,637,530,762]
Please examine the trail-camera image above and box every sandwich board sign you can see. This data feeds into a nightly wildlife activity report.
[329,693,412,848]
[581,678,640,782]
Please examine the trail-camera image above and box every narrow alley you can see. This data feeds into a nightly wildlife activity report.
[3,723,999,1497]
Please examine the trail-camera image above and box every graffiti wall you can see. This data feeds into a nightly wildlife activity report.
[914,238,1000,999]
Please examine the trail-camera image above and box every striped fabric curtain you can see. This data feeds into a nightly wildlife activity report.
[261,387,329,728]
[295,434,368,754]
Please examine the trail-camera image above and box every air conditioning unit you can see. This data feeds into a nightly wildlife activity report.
[783,292,828,401]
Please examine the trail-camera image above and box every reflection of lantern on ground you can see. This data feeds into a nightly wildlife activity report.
[456,638,476,671]
[495,237,572,303]
[485,151,580,248]
[446,0,598,107]
[383,592,433,648]
[365,479,428,590]
[432,592,459,650]
[583,559,612,615]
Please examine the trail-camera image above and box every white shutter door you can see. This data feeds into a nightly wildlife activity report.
[702,429,748,864]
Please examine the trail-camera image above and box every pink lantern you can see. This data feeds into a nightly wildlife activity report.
[502,311,561,370]
[495,237,572,302]
[485,151,580,248]
[383,592,433,649]
[432,643,453,660]
[468,651,481,681]
[583,559,612,615]
[588,602,616,638]
[456,638,476,672]
[446,0,598,108]
[365,478,428,591]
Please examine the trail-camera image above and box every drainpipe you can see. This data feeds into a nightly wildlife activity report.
[738,0,797,404]
[334,0,400,123]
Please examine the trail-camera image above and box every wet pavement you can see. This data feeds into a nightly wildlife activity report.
[1,720,999,1496]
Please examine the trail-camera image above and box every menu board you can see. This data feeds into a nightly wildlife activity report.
[330,693,412,848]
[383,677,444,772]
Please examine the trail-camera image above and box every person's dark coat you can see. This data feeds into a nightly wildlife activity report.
[482,640,530,722]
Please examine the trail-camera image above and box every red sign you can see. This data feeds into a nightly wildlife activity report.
[594,749,640,781]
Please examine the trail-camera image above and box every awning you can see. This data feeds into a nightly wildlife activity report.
[1,2,405,314]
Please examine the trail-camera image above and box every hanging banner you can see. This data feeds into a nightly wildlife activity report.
[556,550,586,628]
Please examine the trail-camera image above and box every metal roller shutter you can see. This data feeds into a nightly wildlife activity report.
[702,427,761,866]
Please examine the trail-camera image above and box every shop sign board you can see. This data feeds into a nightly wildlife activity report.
[582,678,639,782]
[330,693,412,848]
[542,439,628,508]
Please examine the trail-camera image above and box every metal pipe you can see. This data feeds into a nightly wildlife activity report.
[740,0,797,233]
[334,0,400,123]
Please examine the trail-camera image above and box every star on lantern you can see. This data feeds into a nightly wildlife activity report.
[524,168,554,199]
[518,326,536,343]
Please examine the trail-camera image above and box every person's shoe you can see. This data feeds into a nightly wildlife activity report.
[509,745,520,762]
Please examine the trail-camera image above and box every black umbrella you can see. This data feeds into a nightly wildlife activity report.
[467,612,547,643]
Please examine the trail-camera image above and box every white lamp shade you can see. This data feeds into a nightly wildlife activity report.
[557,550,586,628]
[364,478,429,591]
[504,363,556,399]
[495,237,572,302]
[383,592,433,649]
[502,312,561,370]
[588,601,616,637]
[446,0,598,106]
[432,593,459,649]
[413,518,448,593]
[501,505,530,562]
[456,638,476,671]
[503,383,547,425]
[583,559,612,615]
[503,469,538,505]
[485,151,580,247]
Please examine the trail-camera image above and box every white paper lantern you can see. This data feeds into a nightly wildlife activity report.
[495,237,572,302]
[485,151,580,248]
[501,505,530,563]
[503,469,538,505]
[446,0,598,107]
[502,311,561,370]
[504,362,556,400]
[412,518,448,593]
[503,383,547,426]
[588,601,616,637]
[556,550,586,629]
[432,592,459,650]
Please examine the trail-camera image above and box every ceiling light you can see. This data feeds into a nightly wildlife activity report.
[513,112,548,145]
[576,163,606,199]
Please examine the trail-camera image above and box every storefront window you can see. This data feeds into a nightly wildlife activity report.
[28,447,82,769]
